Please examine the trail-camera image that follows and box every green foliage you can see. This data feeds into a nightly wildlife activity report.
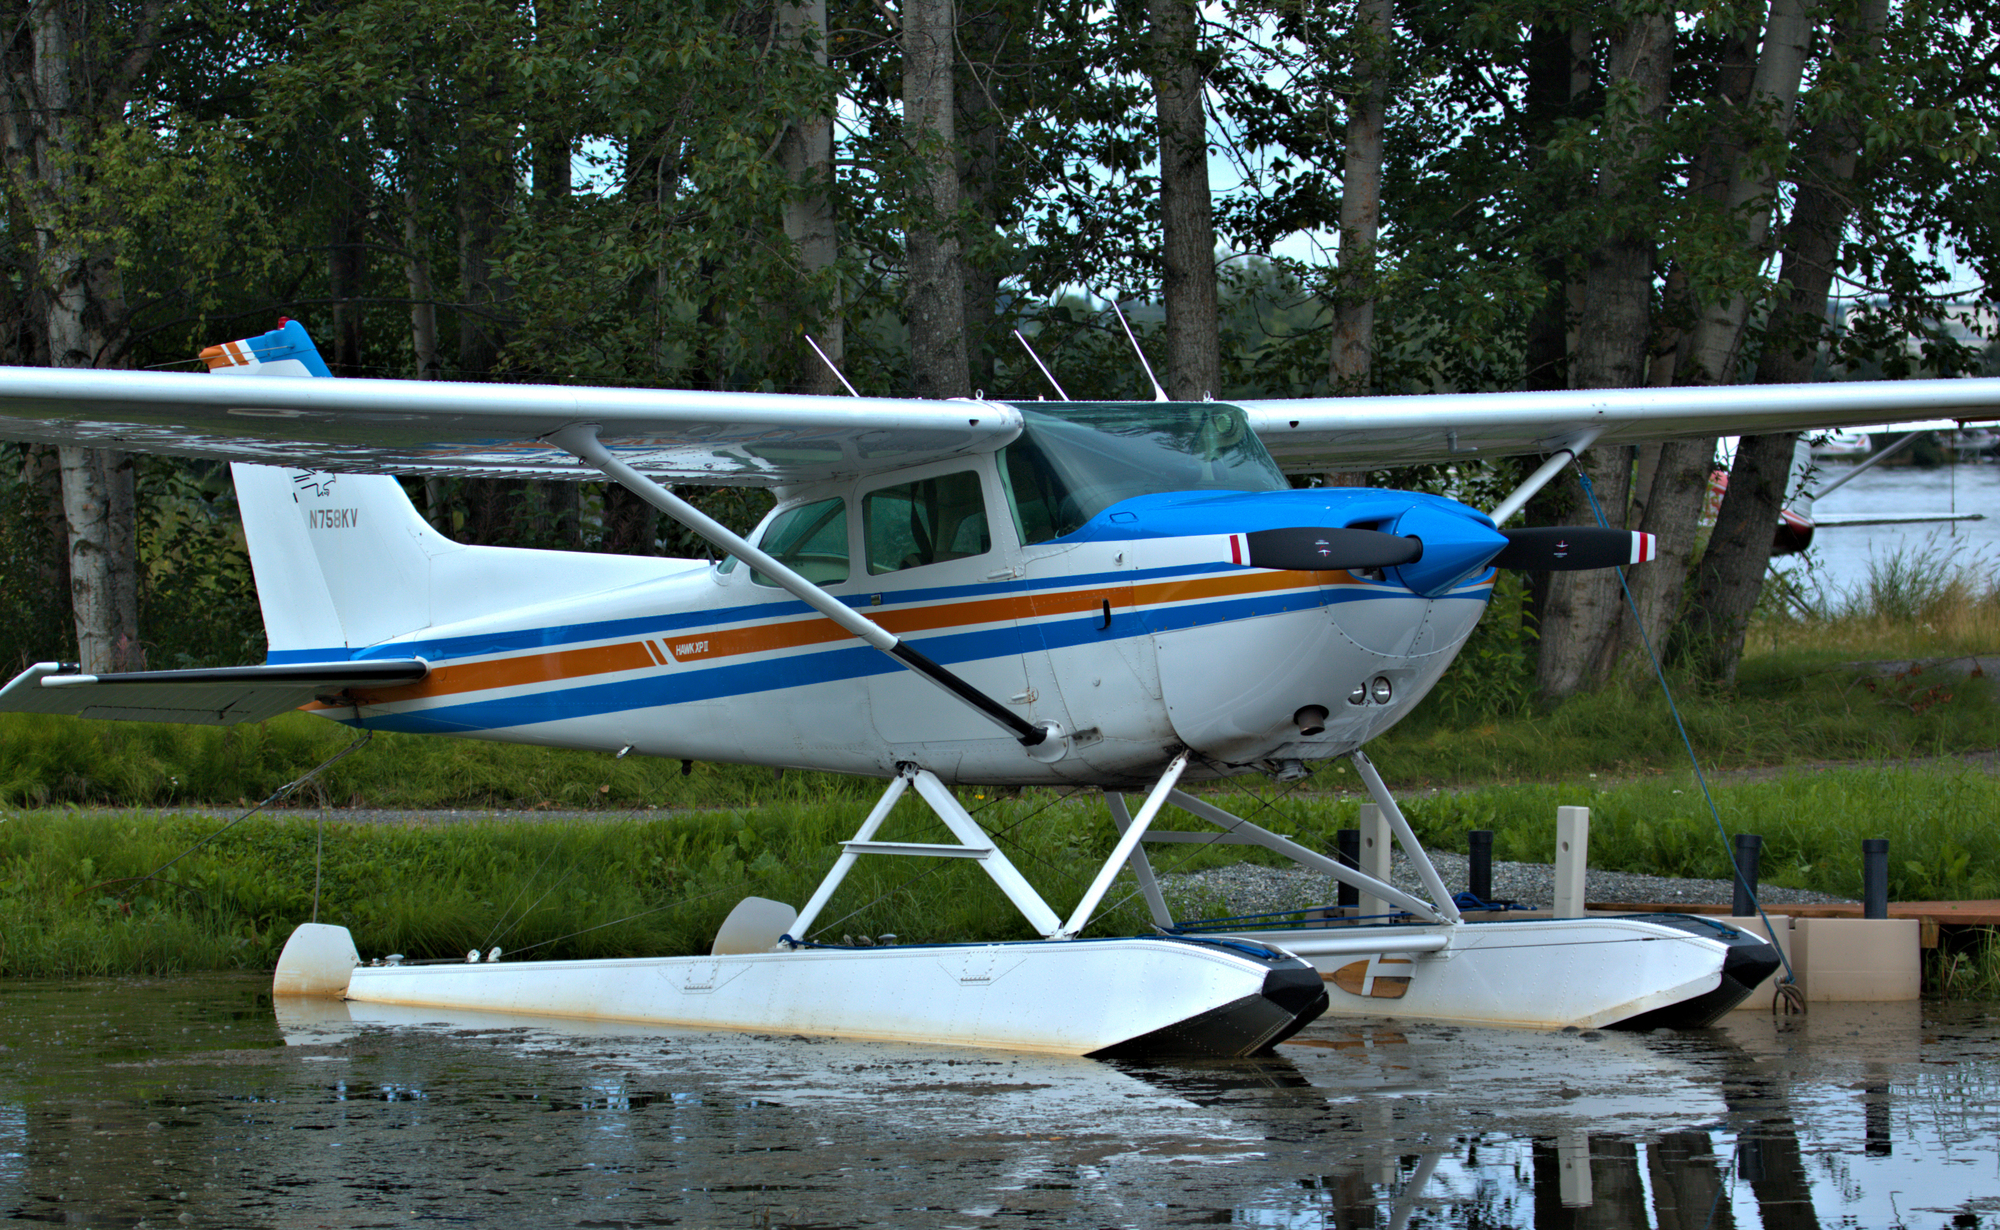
[1364,650,2000,787]
[1933,927,2000,999]
[1418,569,1536,723]
[135,458,265,668]
[0,448,74,673]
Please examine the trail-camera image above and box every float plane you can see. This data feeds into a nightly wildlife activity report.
[3,321,1996,1054]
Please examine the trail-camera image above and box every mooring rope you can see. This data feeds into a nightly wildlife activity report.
[93,728,376,909]
[1577,466,1806,1014]
[500,879,753,958]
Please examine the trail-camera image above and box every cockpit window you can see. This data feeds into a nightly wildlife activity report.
[864,470,991,575]
[749,496,849,587]
[999,403,1287,544]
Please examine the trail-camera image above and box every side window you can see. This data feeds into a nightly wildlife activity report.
[751,497,849,587]
[864,470,992,575]
[998,439,1076,545]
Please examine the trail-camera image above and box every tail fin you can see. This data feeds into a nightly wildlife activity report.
[200,318,334,378]
[215,321,687,661]
[215,322,455,656]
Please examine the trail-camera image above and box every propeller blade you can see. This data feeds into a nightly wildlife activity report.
[1492,527,1657,570]
[1245,527,1423,572]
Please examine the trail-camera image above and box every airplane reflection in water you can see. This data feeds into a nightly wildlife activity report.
[268,998,2000,1229]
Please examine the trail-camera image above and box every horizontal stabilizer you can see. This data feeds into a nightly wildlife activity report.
[1491,527,1656,571]
[0,660,428,726]
[1245,527,1424,572]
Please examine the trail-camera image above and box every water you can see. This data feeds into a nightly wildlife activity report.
[3,976,1998,1227]
[1780,460,2000,601]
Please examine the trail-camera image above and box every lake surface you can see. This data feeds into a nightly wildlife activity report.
[2,976,1997,1227]
[1781,460,2000,601]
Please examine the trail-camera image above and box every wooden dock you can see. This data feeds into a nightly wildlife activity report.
[1592,900,2000,947]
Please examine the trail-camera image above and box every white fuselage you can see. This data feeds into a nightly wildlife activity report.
[297,450,1493,786]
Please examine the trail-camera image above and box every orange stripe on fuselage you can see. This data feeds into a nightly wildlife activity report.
[310,567,1364,709]
[307,639,657,708]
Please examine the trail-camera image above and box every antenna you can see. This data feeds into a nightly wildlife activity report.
[804,335,860,397]
[1110,299,1170,402]
[1012,329,1072,401]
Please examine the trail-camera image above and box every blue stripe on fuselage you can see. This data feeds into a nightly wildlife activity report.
[331,573,1493,735]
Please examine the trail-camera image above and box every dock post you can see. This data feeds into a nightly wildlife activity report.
[1336,828,1360,910]
[1467,829,1493,903]
[1357,805,1391,919]
[1731,834,1763,916]
[1863,838,1889,919]
[1553,806,1589,918]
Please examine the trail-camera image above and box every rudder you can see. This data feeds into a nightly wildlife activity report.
[212,321,456,657]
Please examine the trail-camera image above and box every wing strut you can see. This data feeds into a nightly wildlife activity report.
[1487,429,1602,526]
[549,425,1064,757]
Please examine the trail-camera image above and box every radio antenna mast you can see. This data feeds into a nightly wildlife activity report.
[1012,329,1073,401]
[804,335,860,397]
[1109,299,1170,402]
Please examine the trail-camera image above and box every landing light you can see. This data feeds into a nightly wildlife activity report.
[1347,684,1367,706]
[1371,676,1394,704]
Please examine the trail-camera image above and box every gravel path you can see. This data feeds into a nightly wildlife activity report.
[1159,849,1856,920]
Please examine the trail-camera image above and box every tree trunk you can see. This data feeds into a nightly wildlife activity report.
[10,0,156,673]
[1329,0,1390,397]
[457,144,513,378]
[779,0,844,395]
[903,0,970,399]
[1613,0,1813,680]
[328,136,370,377]
[1519,23,1591,397]
[57,445,115,670]
[1678,0,1890,683]
[403,98,443,383]
[1152,0,1219,402]
[1533,7,1672,701]
[957,2,1005,396]
[1515,23,1591,637]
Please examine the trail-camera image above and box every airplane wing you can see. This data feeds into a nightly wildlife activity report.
[0,660,429,725]
[4,318,2000,480]
[0,324,1021,486]
[1238,382,2000,472]
[1808,512,1987,528]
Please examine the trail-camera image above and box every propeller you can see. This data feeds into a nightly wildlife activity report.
[1244,526,1424,572]
[1492,527,1656,570]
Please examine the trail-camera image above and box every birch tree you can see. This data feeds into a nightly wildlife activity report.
[0,0,164,672]
[1611,0,1813,677]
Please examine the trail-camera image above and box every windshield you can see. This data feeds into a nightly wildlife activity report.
[999,403,1286,543]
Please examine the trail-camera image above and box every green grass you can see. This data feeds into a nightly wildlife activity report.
[0,788,1285,979]
[1934,928,2000,999]
[1748,529,2000,663]
[3,764,1995,982]
[1354,659,1997,788]
[0,711,887,811]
